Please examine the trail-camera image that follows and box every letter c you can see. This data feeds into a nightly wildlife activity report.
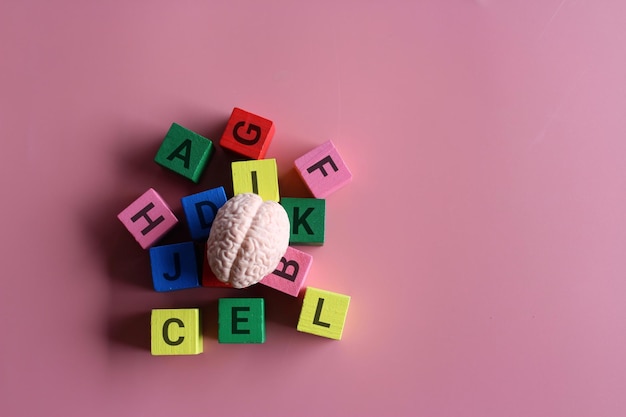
[162,318,185,346]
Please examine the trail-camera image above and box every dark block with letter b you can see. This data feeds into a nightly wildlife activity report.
[259,246,313,296]
[149,242,200,292]
[218,298,265,344]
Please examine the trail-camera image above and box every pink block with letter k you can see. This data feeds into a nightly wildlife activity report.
[294,140,352,198]
[117,188,178,249]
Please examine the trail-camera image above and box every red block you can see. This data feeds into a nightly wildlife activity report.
[219,107,275,159]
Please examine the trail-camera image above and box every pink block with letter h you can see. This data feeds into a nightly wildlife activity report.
[294,140,352,198]
[260,246,313,296]
[117,188,178,249]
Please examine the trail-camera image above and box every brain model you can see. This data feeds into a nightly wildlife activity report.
[206,193,290,288]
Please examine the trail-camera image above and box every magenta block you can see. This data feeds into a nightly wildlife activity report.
[294,140,352,198]
[117,188,178,249]
[259,246,313,296]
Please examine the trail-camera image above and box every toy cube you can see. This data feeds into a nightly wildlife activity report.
[259,246,313,296]
[154,123,215,183]
[294,140,352,198]
[219,107,275,159]
[232,159,279,202]
[181,186,228,241]
[280,197,325,245]
[117,188,178,249]
[149,242,200,292]
[201,243,232,288]
[151,308,203,355]
[297,287,350,340]
[218,298,265,343]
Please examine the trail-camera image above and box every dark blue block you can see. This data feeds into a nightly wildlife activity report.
[181,186,228,241]
[149,242,200,292]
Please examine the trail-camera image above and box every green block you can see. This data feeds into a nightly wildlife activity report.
[281,197,325,245]
[154,123,215,183]
[218,298,265,344]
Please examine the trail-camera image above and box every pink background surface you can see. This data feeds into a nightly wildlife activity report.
[2,1,626,416]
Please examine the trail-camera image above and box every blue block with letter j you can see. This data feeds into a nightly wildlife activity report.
[149,242,200,292]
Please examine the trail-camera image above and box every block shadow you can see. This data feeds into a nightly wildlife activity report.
[107,311,151,352]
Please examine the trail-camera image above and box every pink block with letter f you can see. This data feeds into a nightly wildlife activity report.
[294,140,352,198]
[260,246,313,296]
[117,188,178,249]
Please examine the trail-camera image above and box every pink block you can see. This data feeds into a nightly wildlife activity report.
[294,140,352,198]
[117,188,178,249]
[259,246,313,296]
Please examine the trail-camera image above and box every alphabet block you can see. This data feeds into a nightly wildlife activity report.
[149,242,200,292]
[219,107,275,159]
[218,298,265,343]
[151,308,203,355]
[117,188,178,249]
[295,140,352,198]
[280,197,325,245]
[297,287,350,340]
[259,246,313,296]
[181,186,228,241]
[232,158,279,202]
[201,243,232,288]
[154,123,215,183]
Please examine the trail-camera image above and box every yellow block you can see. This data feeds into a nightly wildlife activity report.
[232,158,280,202]
[151,308,203,355]
[297,287,350,340]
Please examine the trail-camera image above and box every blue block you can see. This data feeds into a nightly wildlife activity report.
[149,242,200,292]
[181,186,228,241]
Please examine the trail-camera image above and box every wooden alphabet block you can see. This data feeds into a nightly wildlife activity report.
[117,188,178,249]
[259,246,313,296]
[181,186,228,241]
[154,123,215,183]
[218,298,265,344]
[232,158,279,202]
[149,242,200,292]
[294,140,352,198]
[297,287,350,340]
[219,107,275,159]
[280,197,325,245]
[151,308,203,355]
[201,243,232,288]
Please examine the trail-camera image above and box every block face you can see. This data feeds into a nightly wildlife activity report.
[295,140,352,198]
[280,197,325,245]
[151,308,203,355]
[232,159,279,202]
[154,123,215,183]
[181,186,228,241]
[218,298,265,344]
[220,107,275,159]
[117,188,178,249]
[259,246,313,296]
[297,287,350,340]
[149,242,200,292]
